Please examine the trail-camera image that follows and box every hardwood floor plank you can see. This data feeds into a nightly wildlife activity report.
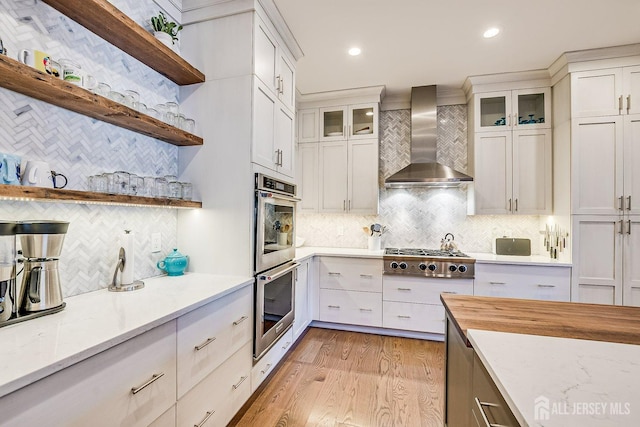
[232,328,444,427]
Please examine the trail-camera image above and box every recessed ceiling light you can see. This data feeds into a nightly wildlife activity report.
[348,47,361,56]
[483,27,500,38]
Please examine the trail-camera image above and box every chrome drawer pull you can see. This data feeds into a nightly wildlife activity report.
[489,281,506,285]
[360,274,373,278]
[232,375,248,390]
[327,305,340,309]
[441,291,457,294]
[537,284,556,288]
[474,397,503,427]
[397,315,411,319]
[397,287,412,291]
[359,308,373,312]
[195,337,217,351]
[282,341,291,350]
[233,315,248,326]
[195,410,215,427]
[131,372,165,395]
[261,363,273,374]
[328,272,341,276]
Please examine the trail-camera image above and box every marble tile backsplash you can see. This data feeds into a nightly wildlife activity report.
[0,0,180,297]
[298,106,543,254]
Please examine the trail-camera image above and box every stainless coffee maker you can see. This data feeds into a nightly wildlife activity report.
[0,222,17,323]
[16,221,69,314]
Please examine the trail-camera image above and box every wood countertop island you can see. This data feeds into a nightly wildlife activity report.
[440,294,640,347]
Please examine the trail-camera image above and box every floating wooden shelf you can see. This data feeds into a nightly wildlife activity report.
[0,185,202,209]
[41,0,205,86]
[0,55,203,147]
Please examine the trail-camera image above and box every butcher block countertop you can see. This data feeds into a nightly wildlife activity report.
[440,294,640,347]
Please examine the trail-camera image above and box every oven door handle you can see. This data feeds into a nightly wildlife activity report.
[259,262,300,282]
[257,191,301,203]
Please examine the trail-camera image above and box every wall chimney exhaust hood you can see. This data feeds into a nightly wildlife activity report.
[384,85,473,188]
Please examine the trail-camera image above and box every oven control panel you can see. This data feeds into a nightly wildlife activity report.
[383,257,475,279]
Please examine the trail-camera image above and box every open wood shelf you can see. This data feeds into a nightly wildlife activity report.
[41,0,205,86]
[0,55,203,147]
[0,185,202,209]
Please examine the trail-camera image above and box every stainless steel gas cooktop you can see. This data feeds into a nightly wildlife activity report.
[383,247,475,278]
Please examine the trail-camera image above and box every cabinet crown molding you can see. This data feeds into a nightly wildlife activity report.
[297,86,385,108]
[463,70,551,99]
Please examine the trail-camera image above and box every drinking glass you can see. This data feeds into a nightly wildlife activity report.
[95,82,111,97]
[155,104,169,123]
[142,176,155,197]
[180,182,193,200]
[102,172,115,193]
[59,59,82,85]
[182,118,196,133]
[168,180,182,199]
[108,91,125,104]
[129,174,141,195]
[154,177,168,198]
[114,171,130,194]
[123,90,139,109]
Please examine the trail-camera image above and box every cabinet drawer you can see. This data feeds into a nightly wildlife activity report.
[383,301,446,333]
[252,328,293,392]
[149,405,176,427]
[0,321,177,427]
[177,285,253,398]
[475,264,570,301]
[177,342,253,427]
[319,288,382,327]
[472,353,519,426]
[383,276,473,304]
[319,257,382,292]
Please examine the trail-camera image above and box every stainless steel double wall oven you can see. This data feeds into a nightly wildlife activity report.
[253,174,299,360]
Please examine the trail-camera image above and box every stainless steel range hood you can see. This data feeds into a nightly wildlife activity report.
[384,85,473,188]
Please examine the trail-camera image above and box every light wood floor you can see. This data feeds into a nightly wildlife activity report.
[232,327,445,427]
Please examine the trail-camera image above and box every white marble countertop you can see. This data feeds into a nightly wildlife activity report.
[295,246,571,267]
[0,273,253,398]
[468,329,640,427]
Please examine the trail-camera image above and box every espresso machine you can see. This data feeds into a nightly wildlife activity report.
[0,222,17,324]
[16,220,69,316]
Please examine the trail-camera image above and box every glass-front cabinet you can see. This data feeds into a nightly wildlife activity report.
[475,88,551,132]
[319,103,379,141]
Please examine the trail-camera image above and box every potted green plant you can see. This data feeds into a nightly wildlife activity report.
[150,12,182,48]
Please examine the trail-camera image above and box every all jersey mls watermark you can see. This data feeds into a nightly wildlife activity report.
[535,395,632,421]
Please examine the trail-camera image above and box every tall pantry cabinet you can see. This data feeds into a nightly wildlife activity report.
[551,46,640,306]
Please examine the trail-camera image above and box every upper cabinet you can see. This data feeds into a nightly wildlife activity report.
[474,88,551,132]
[252,15,297,179]
[571,66,640,117]
[255,16,296,113]
[319,104,379,141]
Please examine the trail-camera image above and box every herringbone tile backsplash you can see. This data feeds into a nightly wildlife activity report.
[0,0,180,296]
[298,106,543,253]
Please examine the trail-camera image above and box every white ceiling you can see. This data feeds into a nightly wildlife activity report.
[273,0,640,104]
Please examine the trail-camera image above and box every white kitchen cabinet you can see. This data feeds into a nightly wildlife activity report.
[254,16,295,113]
[176,284,253,398]
[474,88,551,133]
[469,128,551,215]
[573,215,640,306]
[571,66,640,117]
[253,78,295,178]
[319,103,379,141]
[149,406,176,427]
[177,342,252,427]
[382,276,473,334]
[318,138,379,214]
[318,256,383,293]
[475,264,571,301]
[293,259,311,339]
[298,108,320,142]
[319,288,382,327]
[0,321,177,427]
[251,328,293,392]
[297,142,319,212]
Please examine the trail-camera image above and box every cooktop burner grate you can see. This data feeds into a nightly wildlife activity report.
[384,248,470,258]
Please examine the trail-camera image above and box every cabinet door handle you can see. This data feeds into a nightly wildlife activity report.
[441,291,458,294]
[343,200,346,211]
[232,375,248,390]
[619,220,625,235]
[489,281,506,285]
[507,114,511,127]
[628,95,632,113]
[536,284,556,288]
[397,287,412,291]
[360,274,373,278]
[628,219,632,235]
[260,363,273,375]
[348,199,352,211]
[627,196,632,211]
[131,372,165,395]
[327,304,340,309]
[359,308,373,312]
[508,199,512,212]
[194,336,217,351]
[397,315,411,319]
[233,315,249,326]
[619,95,624,114]
[195,410,215,427]
[619,196,624,211]
[514,198,518,212]
[328,272,341,276]
[474,397,500,427]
